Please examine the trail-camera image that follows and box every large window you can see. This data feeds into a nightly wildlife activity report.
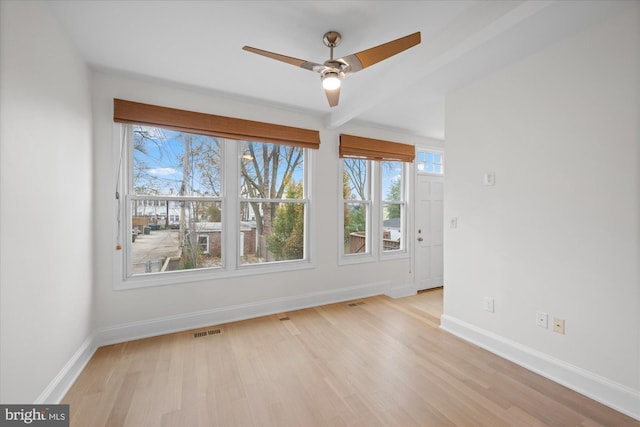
[123,125,310,282]
[114,99,319,287]
[339,134,412,262]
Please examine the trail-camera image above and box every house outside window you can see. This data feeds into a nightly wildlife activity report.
[197,235,210,254]
[342,159,370,256]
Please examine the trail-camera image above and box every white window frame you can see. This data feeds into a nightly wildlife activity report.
[340,159,373,261]
[380,160,408,257]
[197,234,210,254]
[114,124,315,290]
[236,140,312,270]
[338,159,409,265]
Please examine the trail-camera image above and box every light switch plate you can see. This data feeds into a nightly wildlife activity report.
[484,172,496,186]
[536,311,548,328]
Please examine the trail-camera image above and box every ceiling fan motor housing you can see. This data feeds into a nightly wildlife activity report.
[323,31,341,48]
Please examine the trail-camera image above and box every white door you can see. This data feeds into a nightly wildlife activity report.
[414,149,444,290]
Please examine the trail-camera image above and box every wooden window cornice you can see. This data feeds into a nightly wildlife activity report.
[114,99,320,149]
[339,134,415,162]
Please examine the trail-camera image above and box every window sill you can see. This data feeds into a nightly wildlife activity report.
[113,259,316,291]
[338,250,409,266]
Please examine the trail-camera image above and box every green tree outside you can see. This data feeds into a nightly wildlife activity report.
[266,182,304,260]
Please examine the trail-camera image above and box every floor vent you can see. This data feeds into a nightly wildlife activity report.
[279,316,290,321]
[194,328,222,338]
[348,303,358,307]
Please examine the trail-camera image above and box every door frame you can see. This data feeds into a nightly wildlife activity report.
[413,145,445,291]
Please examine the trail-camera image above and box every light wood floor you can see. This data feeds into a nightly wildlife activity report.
[64,288,638,426]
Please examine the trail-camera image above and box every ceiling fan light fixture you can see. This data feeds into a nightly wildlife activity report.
[243,31,421,107]
[321,72,341,90]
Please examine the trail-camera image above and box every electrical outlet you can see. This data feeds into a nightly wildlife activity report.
[483,297,494,313]
[536,311,548,328]
[553,318,565,334]
[450,217,458,229]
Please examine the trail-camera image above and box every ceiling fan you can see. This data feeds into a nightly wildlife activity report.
[242,31,421,107]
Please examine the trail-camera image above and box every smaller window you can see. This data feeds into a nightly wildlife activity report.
[197,235,209,254]
[417,150,444,175]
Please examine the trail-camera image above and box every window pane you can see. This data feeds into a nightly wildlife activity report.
[382,203,402,252]
[240,200,305,264]
[344,203,368,255]
[133,125,222,197]
[131,200,222,275]
[416,150,444,175]
[239,141,304,199]
[197,235,209,254]
[426,152,434,164]
[343,159,368,201]
[382,161,402,201]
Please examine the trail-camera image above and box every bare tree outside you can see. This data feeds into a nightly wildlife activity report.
[343,159,368,254]
[129,125,306,274]
[240,141,304,262]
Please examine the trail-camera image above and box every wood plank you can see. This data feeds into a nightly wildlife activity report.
[63,292,639,426]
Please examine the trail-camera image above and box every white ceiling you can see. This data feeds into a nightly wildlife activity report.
[46,0,628,140]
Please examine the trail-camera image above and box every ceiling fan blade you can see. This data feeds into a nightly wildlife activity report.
[337,32,421,73]
[324,87,340,107]
[242,46,325,72]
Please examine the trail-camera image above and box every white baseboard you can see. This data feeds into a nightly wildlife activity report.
[385,283,417,299]
[440,314,640,421]
[35,334,97,404]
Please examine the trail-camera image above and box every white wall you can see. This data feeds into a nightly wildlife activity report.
[0,1,93,403]
[91,71,434,333]
[443,2,639,415]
